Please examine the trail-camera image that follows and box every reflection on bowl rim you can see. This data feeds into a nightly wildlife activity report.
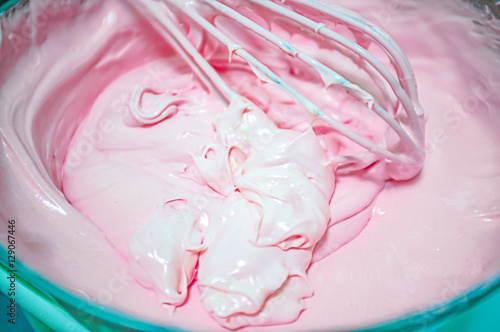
[1,244,500,331]
[0,0,499,331]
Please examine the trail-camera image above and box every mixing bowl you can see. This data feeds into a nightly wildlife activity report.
[1,0,499,331]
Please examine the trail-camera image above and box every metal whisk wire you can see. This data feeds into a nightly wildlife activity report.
[133,0,426,176]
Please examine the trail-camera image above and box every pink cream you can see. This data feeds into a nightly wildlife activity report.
[1,0,500,331]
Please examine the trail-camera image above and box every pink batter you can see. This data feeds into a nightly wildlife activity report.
[1,0,500,331]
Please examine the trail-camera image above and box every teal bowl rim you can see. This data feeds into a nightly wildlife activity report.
[0,0,20,13]
[1,0,500,331]
[0,246,187,332]
[1,244,500,332]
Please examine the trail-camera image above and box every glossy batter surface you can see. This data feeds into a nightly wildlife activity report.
[0,0,499,331]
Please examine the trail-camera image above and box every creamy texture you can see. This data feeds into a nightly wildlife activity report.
[130,95,335,328]
[1,0,500,331]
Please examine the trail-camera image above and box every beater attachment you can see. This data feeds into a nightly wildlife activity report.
[132,0,426,180]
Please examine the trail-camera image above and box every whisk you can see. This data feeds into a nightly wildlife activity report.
[131,0,426,180]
